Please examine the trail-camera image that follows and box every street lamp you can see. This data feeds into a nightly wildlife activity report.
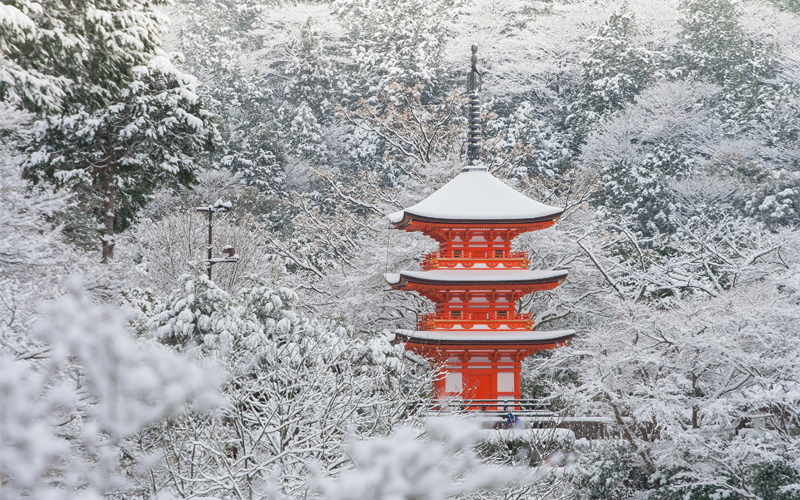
[195,199,239,280]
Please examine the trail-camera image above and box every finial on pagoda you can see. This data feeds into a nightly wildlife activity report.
[464,44,485,172]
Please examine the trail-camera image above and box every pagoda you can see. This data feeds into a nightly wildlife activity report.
[385,46,574,408]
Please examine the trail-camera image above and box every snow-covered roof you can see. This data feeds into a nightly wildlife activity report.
[385,269,567,287]
[387,170,563,226]
[395,329,575,345]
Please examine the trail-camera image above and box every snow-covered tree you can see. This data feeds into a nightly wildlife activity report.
[583,80,716,237]
[674,0,777,127]
[281,18,339,123]
[675,0,775,88]
[4,0,218,261]
[581,7,656,118]
[167,0,288,194]
[0,0,64,111]
[541,230,800,497]
[24,55,217,261]
[124,209,280,295]
[334,0,459,101]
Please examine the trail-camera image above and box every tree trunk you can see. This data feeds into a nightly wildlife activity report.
[101,134,116,263]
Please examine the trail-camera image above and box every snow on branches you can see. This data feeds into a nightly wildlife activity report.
[0,283,223,499]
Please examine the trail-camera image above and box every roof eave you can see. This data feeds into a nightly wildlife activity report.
[395,331,576,346]
[386,273,568,288]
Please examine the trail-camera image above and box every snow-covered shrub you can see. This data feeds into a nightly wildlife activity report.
[0,283,222,499]
[476,428,576,469]
[573,440,648,500]
[315,418,532,500]
[139,274,425,498]
[749,462,800,500]
[0,103,78,345]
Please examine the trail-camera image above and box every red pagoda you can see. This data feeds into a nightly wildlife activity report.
[385,46,574,408]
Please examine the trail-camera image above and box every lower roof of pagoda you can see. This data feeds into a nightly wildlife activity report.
[394,329,575,346]
[384,269,568,288]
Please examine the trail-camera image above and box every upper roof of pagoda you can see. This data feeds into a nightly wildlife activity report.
[387,170,563,228]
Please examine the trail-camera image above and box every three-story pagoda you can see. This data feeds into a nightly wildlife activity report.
[385,46,574,407]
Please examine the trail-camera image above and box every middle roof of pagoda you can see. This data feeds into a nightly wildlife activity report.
[385,269,567,288]
[387,169,563,227]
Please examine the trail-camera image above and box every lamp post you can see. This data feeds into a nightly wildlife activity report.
[195,199,239,280]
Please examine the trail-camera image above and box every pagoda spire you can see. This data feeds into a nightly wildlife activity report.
[464,44,485,172]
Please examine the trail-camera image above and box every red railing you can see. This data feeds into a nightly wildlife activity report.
[417,312,533,330]
[421,251,529,270]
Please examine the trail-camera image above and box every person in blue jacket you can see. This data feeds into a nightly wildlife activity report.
[505,412,521,429]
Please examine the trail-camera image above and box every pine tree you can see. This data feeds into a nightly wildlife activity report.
[24,57,217,261]
[277,18,337,163]
[169,0,286,195]
[582,7,656,118]
[334,0,459,102]
[675,0,777,125]
[3,0,218,261]
[282,18,338,123]
[675,0,773,86]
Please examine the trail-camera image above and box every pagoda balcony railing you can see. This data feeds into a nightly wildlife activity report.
[430,398,552,417]
[417,312,533,330]
[421,251,529,270]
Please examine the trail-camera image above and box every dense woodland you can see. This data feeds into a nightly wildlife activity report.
[2,0,800,498]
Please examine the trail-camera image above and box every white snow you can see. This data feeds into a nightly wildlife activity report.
[387,170,563,224]
[385,269,568,285]
[0,3,34,31]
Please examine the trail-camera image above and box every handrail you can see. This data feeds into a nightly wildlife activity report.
[429,251,529,259]
[421,251,529,270]
[430,398,553,415]
[417,312,533,330]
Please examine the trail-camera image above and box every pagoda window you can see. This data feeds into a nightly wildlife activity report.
[451,310,461,319]
[453,250,462,258]
[494,250,503,258]
[497,310,507,318]
[497,372,515,392]
[445,372,463,393]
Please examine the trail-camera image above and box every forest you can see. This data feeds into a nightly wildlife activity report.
[2,0,800,498]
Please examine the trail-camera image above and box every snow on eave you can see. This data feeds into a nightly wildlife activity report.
[384,273,401,285]
[386,210,405,224]
[395,329,576,345]
[387,269,568,287]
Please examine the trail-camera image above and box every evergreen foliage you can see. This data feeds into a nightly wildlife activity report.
[582,7,656,118]
[333,0,460,101]
[3,0,218,260]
